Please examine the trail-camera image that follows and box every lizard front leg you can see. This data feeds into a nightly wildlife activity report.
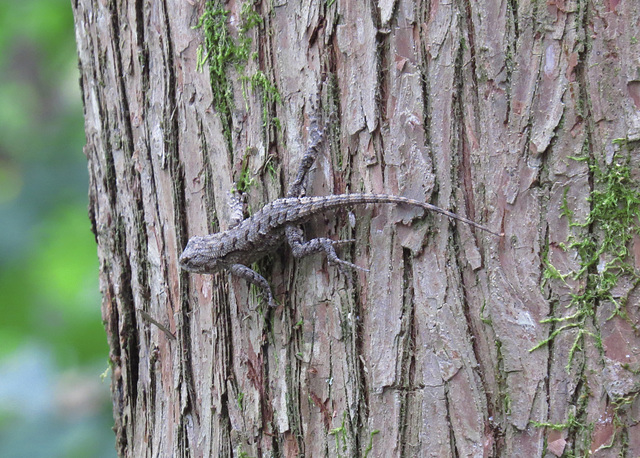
[229,264,277,307]
[285,226,365,274]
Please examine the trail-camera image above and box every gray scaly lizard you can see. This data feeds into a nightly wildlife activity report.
[179,108,502,306]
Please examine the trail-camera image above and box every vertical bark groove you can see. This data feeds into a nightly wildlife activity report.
[73,0,640,455]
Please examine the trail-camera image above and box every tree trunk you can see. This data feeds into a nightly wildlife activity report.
[73,0,640,456]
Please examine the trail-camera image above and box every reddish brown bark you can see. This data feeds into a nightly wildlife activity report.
[73,0,640,456]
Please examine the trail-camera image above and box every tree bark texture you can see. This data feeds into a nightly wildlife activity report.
[73,0,640,456]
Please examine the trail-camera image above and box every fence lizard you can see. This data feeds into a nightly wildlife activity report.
[179,107,502,307]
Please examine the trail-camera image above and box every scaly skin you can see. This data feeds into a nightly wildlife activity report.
[180,98,502,306]
[179,193,502,306]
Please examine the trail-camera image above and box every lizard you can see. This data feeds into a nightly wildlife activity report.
[179,105,502,307]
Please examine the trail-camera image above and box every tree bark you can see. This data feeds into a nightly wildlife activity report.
[73,0,640,456]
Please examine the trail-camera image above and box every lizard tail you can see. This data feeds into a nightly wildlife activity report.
[286,194,503,237]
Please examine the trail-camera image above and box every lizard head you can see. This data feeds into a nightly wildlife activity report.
[179,235,226,273]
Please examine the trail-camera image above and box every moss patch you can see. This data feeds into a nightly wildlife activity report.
[533,139,640,366]
[531,139,640,453]
[195,1,280,148]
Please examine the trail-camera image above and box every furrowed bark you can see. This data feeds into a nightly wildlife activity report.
[73,0,640,456]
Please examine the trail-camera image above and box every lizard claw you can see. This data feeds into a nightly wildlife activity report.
[266,293,278,307]
[332,258,369,274]
[331,238,356,246]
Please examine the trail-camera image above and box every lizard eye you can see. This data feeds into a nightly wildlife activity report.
[179,235,225,273]
[178,250,193,269]
[179,241,202,271]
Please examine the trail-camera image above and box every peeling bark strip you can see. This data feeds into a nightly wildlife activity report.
[73,0,640,456]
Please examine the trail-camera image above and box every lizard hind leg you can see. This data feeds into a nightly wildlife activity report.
[287,96,324,199]
[285,226,368,274]
[227,189,245,229]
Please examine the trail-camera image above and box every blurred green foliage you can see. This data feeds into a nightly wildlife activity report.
[0,0,105,367]
[0,0,114,454]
